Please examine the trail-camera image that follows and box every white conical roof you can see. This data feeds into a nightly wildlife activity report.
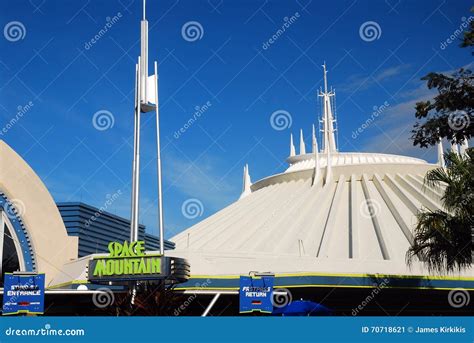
[170,149,458,276]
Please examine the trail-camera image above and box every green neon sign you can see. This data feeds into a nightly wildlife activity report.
[108,241,145,258]
[90,241,162,280]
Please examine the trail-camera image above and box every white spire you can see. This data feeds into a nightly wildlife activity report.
[312,124,320,186]
[240,164,252,199]
[451,142,459,155]
[459,139,469,155]
[437,139,445,168]
[131,0,165,253]
[290,134,296,157]
[323,61,328,94]
[319,62,337,154]
[299,129,306,155]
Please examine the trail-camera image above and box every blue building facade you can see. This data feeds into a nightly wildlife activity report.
[57,202,174,257]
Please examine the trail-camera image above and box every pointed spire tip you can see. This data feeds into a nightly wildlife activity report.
[299,129,306,155]
[290,133,296,157]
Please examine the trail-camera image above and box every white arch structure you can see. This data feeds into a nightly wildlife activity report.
[0,140,78,286]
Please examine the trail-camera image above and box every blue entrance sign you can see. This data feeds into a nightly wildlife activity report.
[239,276,274,313]
[2,273,45,315]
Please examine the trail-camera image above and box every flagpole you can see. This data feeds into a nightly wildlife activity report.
[154,61,165,255]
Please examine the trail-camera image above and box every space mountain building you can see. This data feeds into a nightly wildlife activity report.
[0,0,471,316]
[168,65,473,315]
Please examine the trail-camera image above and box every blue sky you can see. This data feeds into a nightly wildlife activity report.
[0,0,472,239]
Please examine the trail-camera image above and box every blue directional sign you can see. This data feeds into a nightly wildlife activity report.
[239,276,274,313]
[2,273,45,315]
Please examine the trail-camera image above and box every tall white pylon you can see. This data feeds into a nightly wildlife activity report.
[318,63,336,185]
[240,164,252,199]
[130,0,166,255]
[130,58,141,242]
[299,129,306,155]
[318,62,337,154]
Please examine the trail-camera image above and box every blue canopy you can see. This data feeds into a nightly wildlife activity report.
[272,300,332,316]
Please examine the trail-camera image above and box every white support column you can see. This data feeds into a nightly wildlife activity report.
[316,174,346,257]
[154,61,165,255]
[372,174,414,245]
[360,174,390,260]
[130,59,141,243]
[348,174,359,259]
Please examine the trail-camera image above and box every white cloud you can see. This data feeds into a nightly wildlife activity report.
[337,64,411,93]
[165,152,239,210]
[357,62,474,160]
